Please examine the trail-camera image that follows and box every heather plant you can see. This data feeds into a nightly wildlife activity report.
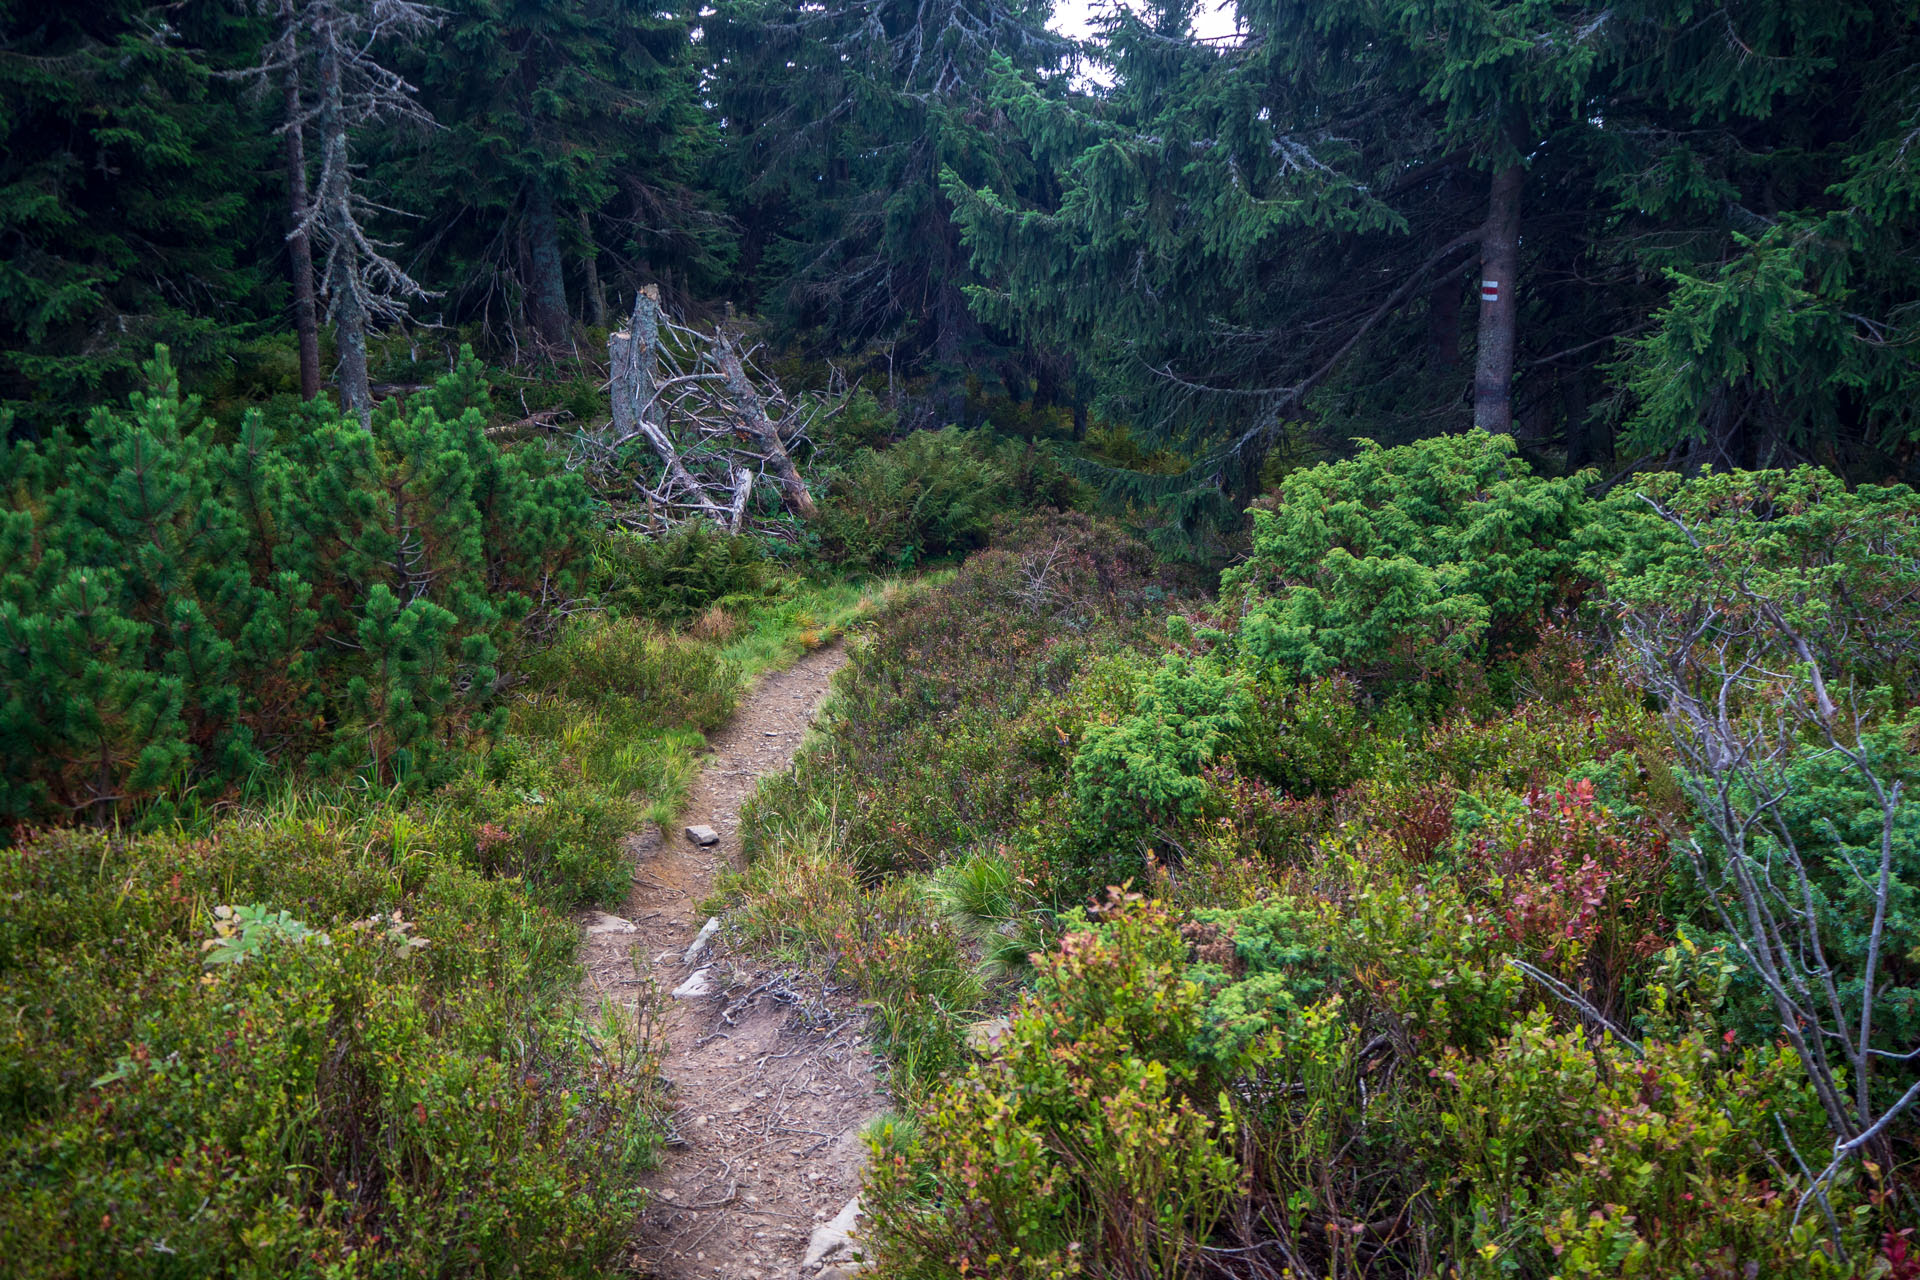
[0,346,593,825]
[0,808,657,1278]
[862,885,1883,1279]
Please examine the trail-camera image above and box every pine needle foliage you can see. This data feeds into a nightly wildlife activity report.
[0,346,593,825]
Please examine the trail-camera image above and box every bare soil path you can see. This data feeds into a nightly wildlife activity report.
[577,643,884,1280]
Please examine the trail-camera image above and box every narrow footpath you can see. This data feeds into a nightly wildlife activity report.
[577,643,885,1280]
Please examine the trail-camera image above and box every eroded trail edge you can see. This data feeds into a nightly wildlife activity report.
[578,643,884,1280]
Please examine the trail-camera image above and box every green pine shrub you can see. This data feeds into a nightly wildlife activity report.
[0,346,593,825]
[1069,650,1252,839]
[1222,432,1592,691]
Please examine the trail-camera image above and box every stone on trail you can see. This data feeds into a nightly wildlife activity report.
[803,1196,864,1271]
[672,966,717,999]
[685,824,720,846]
[585,912,637,935]
[683,917,720,965]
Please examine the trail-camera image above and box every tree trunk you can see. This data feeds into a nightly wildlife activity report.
[932,209,971,426]
[279,4,322,401]
[318,30,371,427]
[717,332,816,518]
[1473,163,1523,433]
[526,184,570,349]
[579,210,606,329]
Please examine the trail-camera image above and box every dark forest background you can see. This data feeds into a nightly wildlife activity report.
[9,0,1920,513]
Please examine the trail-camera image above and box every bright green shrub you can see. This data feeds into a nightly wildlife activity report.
[810,427,1013,568]
[592,521,768,623]
[0,816,653,1278]
[1069,650,1250,837]
[1223,433,1591,687]
[0,347,593,824]
[1182,900,1332,1066]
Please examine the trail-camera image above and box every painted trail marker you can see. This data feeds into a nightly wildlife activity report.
[1481,279,1502,303]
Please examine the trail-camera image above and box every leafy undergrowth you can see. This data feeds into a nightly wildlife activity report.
[728,439,1920,1278]
[0,614,713,1275]
[0,516,910,1276]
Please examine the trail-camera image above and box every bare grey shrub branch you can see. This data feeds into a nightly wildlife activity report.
[572,289,825,535]
[1611,494,1916,1238]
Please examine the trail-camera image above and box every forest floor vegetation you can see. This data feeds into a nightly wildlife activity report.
[0,352,917,1277]
[725,438,1920,1279]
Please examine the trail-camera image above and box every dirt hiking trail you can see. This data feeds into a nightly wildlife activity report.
[577,643,886,1280]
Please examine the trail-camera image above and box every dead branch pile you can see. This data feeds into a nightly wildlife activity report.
[568,287,821,535]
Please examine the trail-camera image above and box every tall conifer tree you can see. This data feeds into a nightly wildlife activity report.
[710,0,1071,412]
[0,3,271,424]
[395,0,722,351]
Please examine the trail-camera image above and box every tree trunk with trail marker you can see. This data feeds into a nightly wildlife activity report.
[1474,163,1523,432]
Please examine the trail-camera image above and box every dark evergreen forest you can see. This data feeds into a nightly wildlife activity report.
[10,1,1920,489]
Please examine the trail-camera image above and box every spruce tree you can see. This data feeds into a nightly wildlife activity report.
[709,0,1071,412]
[0,3,271,425]
[393,0,723,350]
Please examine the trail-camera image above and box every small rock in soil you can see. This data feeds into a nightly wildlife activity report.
[803,1196,864,1270]
[672,967,717,998]
[683,917,720,965]
[585,912,638,934]
[685,824,720,846]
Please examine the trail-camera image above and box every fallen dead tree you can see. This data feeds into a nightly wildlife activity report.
[569,287,823,535]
